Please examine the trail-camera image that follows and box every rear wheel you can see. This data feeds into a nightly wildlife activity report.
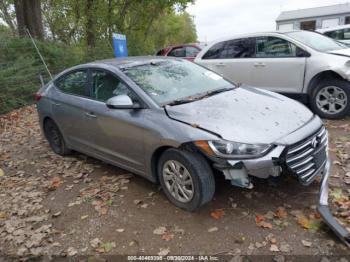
[158,149,215,211]
[44,119,71,156]
[310,79,350,119]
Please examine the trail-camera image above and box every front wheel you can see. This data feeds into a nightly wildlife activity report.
[310,79,350,119]
[158,149,215,211]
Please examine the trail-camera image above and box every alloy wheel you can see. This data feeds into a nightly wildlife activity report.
[316,86,348,115]
[162,160,194,203]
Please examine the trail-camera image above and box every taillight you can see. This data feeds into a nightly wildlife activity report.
[34,93,42,101]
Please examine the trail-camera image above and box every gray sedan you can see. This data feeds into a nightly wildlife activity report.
[36,57,349,245]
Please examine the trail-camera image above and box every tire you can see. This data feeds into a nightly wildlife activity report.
[310,79,350,119]
[158,148,215,211]
[44,119,71,156]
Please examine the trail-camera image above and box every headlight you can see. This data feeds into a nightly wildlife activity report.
[194,140,273,159]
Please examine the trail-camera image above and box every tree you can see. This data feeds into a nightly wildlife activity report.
[0,0,16,34]
[14,0,44,39]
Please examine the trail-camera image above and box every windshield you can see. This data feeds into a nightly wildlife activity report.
[124,59,234,105]
[286,31,346,52]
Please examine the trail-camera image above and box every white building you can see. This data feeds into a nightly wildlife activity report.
[276,3,350,31]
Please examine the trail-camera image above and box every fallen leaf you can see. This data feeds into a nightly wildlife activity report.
[162,232,174,241]
[270,244,280,252]
[210,209,225,219]
[275,207,287,219]
[90,238,101,248]
[52,211,61,217]
[96,242,116,253]
[153,226,167,235]
[133,199,142,205]
[158,247,170,256]
[301,240,312,247]
[208,227,218,233]
[49,177,61,190]
[116,228,125,233]
[67,247,77,257]
[0,168,4,177]
[81,215,89,220]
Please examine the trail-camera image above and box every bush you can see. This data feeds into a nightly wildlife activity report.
[0,27,84,114]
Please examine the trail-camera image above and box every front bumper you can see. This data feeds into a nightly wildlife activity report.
[318,160,350,247]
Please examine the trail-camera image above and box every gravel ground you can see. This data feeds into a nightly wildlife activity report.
[0,105,349,260]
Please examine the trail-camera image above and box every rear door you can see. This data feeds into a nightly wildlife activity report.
[196,38,256,85]
[83,69,146,173]
[51,69,91,150]
[251,36,306,93]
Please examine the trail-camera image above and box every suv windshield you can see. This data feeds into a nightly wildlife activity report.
[124,59,234,105]
[286,31,346,52]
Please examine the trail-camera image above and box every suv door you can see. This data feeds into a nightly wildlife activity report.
[198,38,256,85]
[51,70,91,150]
[83,69,146,173]
[251,36,306,93]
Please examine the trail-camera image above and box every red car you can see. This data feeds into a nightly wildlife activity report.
[156,44,201,61]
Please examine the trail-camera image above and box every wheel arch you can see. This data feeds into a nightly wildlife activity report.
[307,70,345,96]
[150,146,175,183]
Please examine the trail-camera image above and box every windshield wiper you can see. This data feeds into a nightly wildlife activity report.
[167,97,197,106]
[204,87,234,97]
[167,87,234,106]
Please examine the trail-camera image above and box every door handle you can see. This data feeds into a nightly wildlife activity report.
[215,63,225,67]
[85,112,97,118]
[254,62,266,67]
[52,102,61,107]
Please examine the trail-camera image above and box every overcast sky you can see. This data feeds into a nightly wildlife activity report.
[187,0,349,42]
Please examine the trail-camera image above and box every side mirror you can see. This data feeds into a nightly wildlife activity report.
[106,95,140,109]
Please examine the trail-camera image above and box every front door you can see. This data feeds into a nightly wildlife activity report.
[251,36,306,93]
[83,69,146,173]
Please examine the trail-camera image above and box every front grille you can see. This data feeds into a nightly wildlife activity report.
[286,126,328,185]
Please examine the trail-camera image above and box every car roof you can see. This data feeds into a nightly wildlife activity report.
[209,30,301,43]
[86,56,176,69]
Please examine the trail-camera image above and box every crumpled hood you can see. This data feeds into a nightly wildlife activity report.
[165,87,314,144]
[329,48,350,57]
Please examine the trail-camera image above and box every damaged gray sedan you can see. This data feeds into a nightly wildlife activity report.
[36,57,349,245]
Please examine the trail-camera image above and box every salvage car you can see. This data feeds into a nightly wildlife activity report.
[317,24,350,45]
[35,57,349,245]
[195,30,350,119]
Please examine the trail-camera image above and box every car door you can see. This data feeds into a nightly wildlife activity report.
[83,69,146,173]
[251,36,306,93]
[51,69,91,150]
[197,38,256,85]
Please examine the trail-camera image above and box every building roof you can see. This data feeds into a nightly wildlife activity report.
[276,3,350,22]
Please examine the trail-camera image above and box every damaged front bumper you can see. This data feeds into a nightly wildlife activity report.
[318,160,350,247]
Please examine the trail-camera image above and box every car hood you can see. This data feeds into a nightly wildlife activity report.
[165,87,314,144]
[329,48,350,57]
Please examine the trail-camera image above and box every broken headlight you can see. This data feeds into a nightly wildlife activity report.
[194,140,273,159]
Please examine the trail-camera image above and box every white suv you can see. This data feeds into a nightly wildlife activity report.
[195,30,350,119]
[317,24,350,45]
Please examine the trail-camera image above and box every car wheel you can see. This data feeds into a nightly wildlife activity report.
[158,149,215,211]
[44,119,71,156]
[310,79,350,119]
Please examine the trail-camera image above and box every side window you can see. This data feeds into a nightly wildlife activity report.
[221,38,255,58]
[202,41,225,59]
[55,70,88,96]
[185,46,200,57]
[325,29,350,40]
[256,36,297,58]
[168,47,186,57]
[91,70,136,102]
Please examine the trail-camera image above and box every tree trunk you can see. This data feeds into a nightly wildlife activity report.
[85,0,95,48]
[14,0,44,39]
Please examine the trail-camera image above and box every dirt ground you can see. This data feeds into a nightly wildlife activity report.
[0,105,350,260]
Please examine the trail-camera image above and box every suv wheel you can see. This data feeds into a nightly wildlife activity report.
[158,149,215,211]
[44,119,71,156]
[310,79,350,119]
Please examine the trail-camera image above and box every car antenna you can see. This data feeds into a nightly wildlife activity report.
[26,29,53,81]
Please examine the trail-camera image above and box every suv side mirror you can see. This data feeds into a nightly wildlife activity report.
[296,47,311,57]
[106,95,141,109]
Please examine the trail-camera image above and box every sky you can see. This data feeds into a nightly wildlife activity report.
[187,0,350,42]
